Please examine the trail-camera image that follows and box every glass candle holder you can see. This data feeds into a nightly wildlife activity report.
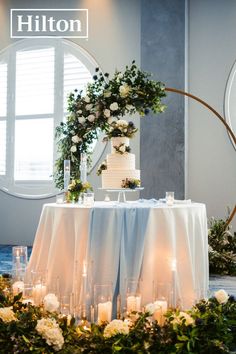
[80,153,87,183]
[94,283,112,324]
[12,246,28,280]
[60,293,74,316]
[23,284,34,305]
[64,160,70,192]
[126,279,141,314]
[12,280,24,295]
[166,192,174,206]
[153,282,170,325]
[83,192,94,207]
[56,194,64,204]
[31,270,47,306]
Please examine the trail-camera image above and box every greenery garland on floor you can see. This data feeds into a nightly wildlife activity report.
[0,276,236,353]
[208,213,236,276]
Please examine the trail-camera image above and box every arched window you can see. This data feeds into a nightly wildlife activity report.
[0,38,100,198]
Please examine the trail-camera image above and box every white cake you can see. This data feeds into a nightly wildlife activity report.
[102,137,140,189]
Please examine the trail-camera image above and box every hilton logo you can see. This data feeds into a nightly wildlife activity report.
[10,9,88,38]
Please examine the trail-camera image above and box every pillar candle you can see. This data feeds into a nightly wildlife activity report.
[97,301,112,324]
[127,295,141,312]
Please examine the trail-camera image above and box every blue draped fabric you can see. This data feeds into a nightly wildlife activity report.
[88,204,151,315]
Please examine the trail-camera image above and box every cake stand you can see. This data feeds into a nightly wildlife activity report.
[99,187,144,203]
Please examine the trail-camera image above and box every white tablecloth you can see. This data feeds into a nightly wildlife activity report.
[27,201,209,310]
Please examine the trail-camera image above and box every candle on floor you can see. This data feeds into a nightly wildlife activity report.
[127,295,141,313]
[12,281,24,295]
[32,284,47,305]
[153,300,168,325]
[97,301,112,324]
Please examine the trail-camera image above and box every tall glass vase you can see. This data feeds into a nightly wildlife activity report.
[80,153,87,183]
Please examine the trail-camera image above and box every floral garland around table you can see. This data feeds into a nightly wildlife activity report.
[0,277,235,354]
[54,61,166,190]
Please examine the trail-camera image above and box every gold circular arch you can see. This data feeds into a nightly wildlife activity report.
[165,87,236,227]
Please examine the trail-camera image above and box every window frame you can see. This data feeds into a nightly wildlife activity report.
[0,38,102,199]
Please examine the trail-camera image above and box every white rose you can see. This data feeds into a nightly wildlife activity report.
[214,289,229,304]
[78,116,86,124]
[117,119,128,127]
[104,90,111,98]
[119,144,126,153]
[72,135,81,143]
[108,117,116,124]
[70,145,77,153]
[104,319,129,338]
[76,110,82,114]
[104,109,111,118]
[126,104,135,111]
[84,95,90,103]
[145,303,155,315]
[0,307,17,322]
[85,104,93,111]
[119,83,131,98]
[88,114,95,122]
[110,102,119,111]
[43,293,60,313]
[117,73,123,80]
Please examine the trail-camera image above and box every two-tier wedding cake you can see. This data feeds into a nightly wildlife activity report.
[101,136,140,189]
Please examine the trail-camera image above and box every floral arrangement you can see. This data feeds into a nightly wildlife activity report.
[208,213,236,275]
[0,281,235,353]
[113,143,131,155]
[121,178,141,189]
[54,61,166,190]
[68,179,92,202]
[97,159,107,176]
[103,120,138,140]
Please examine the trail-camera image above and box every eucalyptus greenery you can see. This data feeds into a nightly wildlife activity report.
[54,62,166,190]
[208,214,236,275]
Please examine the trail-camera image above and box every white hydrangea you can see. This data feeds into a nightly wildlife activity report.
[70,145,77,153]
[71,135,81,143]
[43,293,60,313]
[36,318,64,351]
[104,109,111,118]
[0,307,17,322]
[88,114,95,122]
[171,311,194,326]
[110,102,119,111]
[119,83,131,98]
[103,319,129,338]
[214,289,229,304]
[78,116,86,124]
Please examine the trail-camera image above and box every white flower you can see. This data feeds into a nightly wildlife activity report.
[110,102,119,111]
[85,103,93,111]
[117,73,123,80]
[145,303,155,315]
[43,293,60,313]
[214,289,229,304]
[119,144,126,153]
[117,119,128,127]
[104,109,111,118]
[78,116,86,124]
[84,95,90,103]
[76,110,82,114]
[126,104,135,111]
[104,90,111,98]
[0,307,17,322]
[70,145,77,153]
[119,83,131,98]
[104,319,129,338]
[108,117,116,124]
[36,318,64,351]
[72,135,81,143]
[171,311,194,326]
[88,114,95,122]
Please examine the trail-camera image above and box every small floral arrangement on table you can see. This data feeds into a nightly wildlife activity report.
[68,179,92,202]
[0,281,236,353]
[121,178,141,189]
[103,120,138,141]
[54,61,166,190]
